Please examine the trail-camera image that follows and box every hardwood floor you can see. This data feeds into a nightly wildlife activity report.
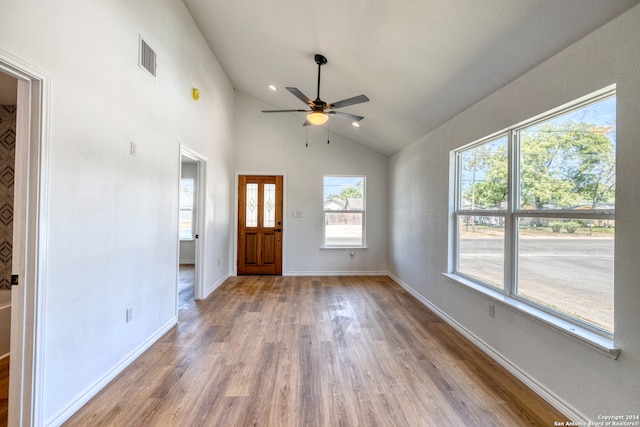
[178,264,195,309]
[0,356,8,427]
[64,276,564,426]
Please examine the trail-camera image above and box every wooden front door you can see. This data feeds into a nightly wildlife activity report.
[237,175,283,275]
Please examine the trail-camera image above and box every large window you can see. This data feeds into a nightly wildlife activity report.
[323,176,365,247]
[453,89,616,336]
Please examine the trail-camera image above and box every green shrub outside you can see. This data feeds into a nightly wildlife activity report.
[548,221,583,233]
[550,222,563,233]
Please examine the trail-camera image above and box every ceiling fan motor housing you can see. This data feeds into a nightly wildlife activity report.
[314,54,327,65]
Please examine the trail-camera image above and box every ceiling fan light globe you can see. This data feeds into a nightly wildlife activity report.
[307,112,329,125]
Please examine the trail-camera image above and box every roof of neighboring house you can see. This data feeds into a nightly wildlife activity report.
[324,197,364,211]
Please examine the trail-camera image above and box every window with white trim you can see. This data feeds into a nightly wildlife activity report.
[453,89,616,336]
[179,178,194,240]
[323,176,366,247]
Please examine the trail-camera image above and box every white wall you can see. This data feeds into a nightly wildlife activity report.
[0,0,234,423]
[234,92,388,275]
[389,5,640,421]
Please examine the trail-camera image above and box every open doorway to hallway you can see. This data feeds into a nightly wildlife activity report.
[178,147,206,312]
[0,69,17,427]
[0,49,49,427]
[178,157,197,309]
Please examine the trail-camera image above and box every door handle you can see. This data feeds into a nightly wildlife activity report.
[275,228,282,232]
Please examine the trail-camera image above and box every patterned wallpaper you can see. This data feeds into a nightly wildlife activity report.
[0,105,15,290]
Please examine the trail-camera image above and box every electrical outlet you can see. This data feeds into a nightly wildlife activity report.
[217,258,220,266]
[126,307,133,323]
[488,304,495,318]
[130,141,137,157]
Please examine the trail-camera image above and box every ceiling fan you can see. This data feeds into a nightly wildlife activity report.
[262,54,369,126]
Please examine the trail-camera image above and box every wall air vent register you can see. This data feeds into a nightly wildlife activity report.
[139,36,157,78]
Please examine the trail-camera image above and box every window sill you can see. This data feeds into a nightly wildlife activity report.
[442,273,620,360]
[320,246,368,250]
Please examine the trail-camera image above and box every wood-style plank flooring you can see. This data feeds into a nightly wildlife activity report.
[0,356,8,427]
[65,276,564,426]
[178,264,195,309]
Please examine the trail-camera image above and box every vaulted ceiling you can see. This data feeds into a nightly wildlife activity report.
[184,0,639,156]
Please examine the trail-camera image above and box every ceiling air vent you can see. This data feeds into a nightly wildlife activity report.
[139,37,157,78]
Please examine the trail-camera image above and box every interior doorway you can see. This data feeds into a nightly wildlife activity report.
[0,68,17,427]
[0,50,49,426]
[178,146,207,311]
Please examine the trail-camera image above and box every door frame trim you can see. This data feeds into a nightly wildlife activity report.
[0,49,50,427]
[234,172,286,276]
[179,145,207,301]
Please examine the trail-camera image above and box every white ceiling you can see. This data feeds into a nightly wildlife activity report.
[185,0,638,156]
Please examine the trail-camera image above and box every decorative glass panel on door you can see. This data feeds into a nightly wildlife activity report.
[246,183,258,227]
[264,183,276,227]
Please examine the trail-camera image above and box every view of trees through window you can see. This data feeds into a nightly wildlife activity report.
[456,93,615,333]
[323,176,365,247]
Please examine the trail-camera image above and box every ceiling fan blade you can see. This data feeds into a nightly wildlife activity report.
[286,87,315,107]
[262,109,310,113]
[326,94,369,110]
[327,111,364,122]
[303,119,312,126]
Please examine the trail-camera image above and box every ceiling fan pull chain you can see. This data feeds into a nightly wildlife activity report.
[306,127,309,147]
[327,123,330,144]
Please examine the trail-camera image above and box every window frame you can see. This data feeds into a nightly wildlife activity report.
[449,86,618,356]
[322,175,366,249]
[454,134,509,290]
[179,177,195,241]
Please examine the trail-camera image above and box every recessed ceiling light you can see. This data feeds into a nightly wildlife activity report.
[352,122,360,128]
[268,84,277,91]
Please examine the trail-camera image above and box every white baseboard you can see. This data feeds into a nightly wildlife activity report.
[203,273,230,299]
[387,272,587,424]
[283,270,389,276]
[45,317,177,427]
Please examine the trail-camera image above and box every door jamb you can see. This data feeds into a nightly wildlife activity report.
[179,145,207,301]
[0,49,50,427]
